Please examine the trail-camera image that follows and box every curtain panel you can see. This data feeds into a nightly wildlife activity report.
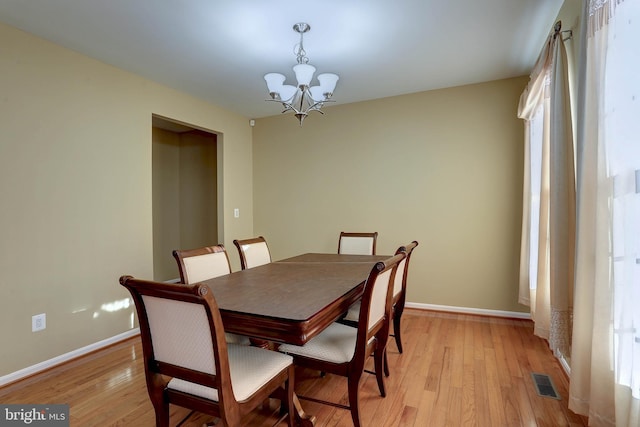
[569,0,640,426]
[517,24,575,358]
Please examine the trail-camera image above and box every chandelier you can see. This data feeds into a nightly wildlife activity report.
[264,23,339,126]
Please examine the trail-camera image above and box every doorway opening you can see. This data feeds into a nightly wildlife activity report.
[152,115,220,281]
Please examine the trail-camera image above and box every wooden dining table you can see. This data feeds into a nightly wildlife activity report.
[200,252,389,426]
[201,252,388,345]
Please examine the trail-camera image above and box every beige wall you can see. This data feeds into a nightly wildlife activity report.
[152,128,182,280]
[179,132,218,254]
[0,23,254,377]
[253,77,529,313]
[152,129,219,281]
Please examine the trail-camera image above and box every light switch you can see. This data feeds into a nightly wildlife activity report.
[234,208,240,218]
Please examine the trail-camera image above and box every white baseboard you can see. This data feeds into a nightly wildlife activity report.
[405,302,532,319]
[0,328,140,387]
[558,354,571,376]
[1,303,530,388]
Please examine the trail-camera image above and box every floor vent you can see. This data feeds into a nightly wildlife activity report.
[531,373,561,400]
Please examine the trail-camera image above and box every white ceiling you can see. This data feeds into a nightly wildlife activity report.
[0,0,563,119]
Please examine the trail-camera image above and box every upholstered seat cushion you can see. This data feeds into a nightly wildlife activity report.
[278,322,358,364]
[225,333,251,346]
[167,344,292,402]
[342,301,361,323]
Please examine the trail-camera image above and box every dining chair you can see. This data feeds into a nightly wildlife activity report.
[119,276,295,427]
[338,231,378,255]
[233,236,272,270]
[278,252,405,427]
[342,241,418,355]
[172,245,251,346]
[388,240,418,354]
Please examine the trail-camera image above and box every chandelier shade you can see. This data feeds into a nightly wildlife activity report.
[264,73,285,94]
[317,73,339,96]
[293,64,315,87]
[263,23,339,125]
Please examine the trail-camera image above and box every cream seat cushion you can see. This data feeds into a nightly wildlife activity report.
[342,301,361,323]
[168,344,292,402]
[224,333,251,346]
[278,322,359,364]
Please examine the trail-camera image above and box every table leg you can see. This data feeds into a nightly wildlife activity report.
[292,393,316,427]
[249,338,271,349]
[273,387,316,426]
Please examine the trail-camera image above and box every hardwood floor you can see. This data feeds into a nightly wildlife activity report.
[0,309,587,426]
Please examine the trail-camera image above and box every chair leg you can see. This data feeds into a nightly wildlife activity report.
[373,348,386,397]
[393,312,403,354]
[152,399,169,427]
[285,367,295,427]
[347,374,362,427]
[149,384,169,427]
[383,349,389,377]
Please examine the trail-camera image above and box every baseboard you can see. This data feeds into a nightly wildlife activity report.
[1,279,180,387]
[0,328,140,387]
[1,302,530,387]
[558,354,571,376]
[405,302,532,319]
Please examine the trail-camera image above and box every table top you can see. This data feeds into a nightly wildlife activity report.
[278,253,389,264]
[202,253,388,345]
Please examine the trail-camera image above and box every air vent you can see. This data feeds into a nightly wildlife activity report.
[531,373,560,400]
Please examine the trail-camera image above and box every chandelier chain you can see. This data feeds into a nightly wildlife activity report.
[294,31,309,64]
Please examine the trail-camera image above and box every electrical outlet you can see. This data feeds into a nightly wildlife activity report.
[32,313,46,332]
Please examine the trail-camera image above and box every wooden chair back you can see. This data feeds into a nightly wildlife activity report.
[392,241,418,300]
[338,231,378,255]
[233,236,271,270]
[355,253,404,364]
[390,240,418,354]
[172,244,231,284]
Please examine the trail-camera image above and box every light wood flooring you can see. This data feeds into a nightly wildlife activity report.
[0,309,588,426]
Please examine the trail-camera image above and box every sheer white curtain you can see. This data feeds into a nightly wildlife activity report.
[517,23,575,358]
[569,1,640,426]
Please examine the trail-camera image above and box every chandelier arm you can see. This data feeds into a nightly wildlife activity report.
[305,96,335,112]
[265,98,304,115]
[281,104,294,114]
[266,96,334,115]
